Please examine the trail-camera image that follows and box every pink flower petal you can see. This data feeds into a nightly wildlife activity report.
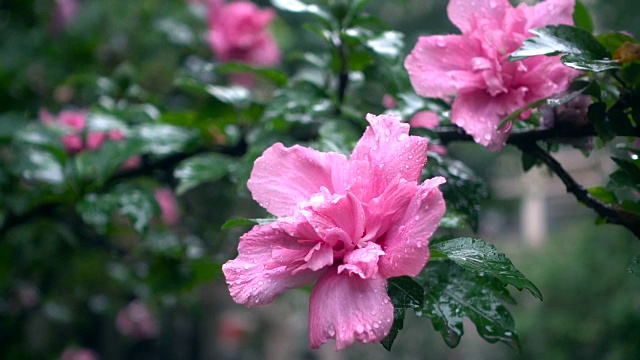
[86,132,105,150]
[405,35,485,98]
[379,176,446,278]
[248,143,348,217]
[350,114,428,200]
[309,271,393,350]
[337,242,385,279]
[450,89,512,151]
[447,0,512,33]
[519,0,575,30]
[223,221,320,306]
[410,110,440,129]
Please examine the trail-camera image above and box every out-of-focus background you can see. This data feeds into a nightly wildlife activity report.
[1,0,639,359]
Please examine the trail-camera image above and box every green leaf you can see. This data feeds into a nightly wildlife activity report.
[133,123,199,156]
[416,261,520,350]
[431,238,542,300]
[425,155,489,232]
[596,32,637,54]
[588,102,615,142]
[185,259,223,291]
[217,62,288,86]
[521,151,540,172]
[365,31,404,62]
[381,276,424,350]
[438,210,468,229]
[116,188,157,233]
[0,112,25,143]
[573,0,594,33]
[588,186,619,204]
[509,25,618,72]
[629,255,640,277]
[221,217,276,230]
[174,153,234,195]
[611,157,640,185]
[72,138,144,187]
[271,0,334,27]
[77,187,158,234]
[15,148,65,185]
[262,81,333,123]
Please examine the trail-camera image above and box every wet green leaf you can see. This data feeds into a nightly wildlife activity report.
[573,1,594,33]
[425,155,489,232]
[174,153,234,195]
[509,25,618,72]
[134,123,199,156]
[431,238,542,300]
[15,149,65,185]
[629,255,640,277]
[271,0,334,27]
[221,217,276,230]
[416,261,520,350]
[217,62,288,86]
[381,276,424,350]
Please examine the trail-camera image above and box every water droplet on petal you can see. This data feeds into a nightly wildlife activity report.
[243,264,250,270]
[386,317,392,323]
[258,281,264,285]
[327,325,336,337]
[373,323,379,329]
[415,215,420,221]
[370,310,377,315]
[397,133,408,142]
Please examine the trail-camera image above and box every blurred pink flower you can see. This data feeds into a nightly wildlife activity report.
[154,188,180,226]
[223,114,446,350]
[59,347,98,360]
[410,110,440,129]
[39,110,140,169]
[382,94,397,109]
[207,1,281,67]
[405,0,579,150]
[51,0,79,32]
[40,109,88,153]
[115,300,159,340]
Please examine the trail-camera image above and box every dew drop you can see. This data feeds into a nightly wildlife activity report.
[258,281,264,285]
[386,317,392,323]
[383,298,389,304]
[370,310,377,315]
[408,155,413,160]
[415,215,420,221]
[327,325,336,337]
[397,133,408,142]
[243,264,250,270]
[373,323,379,329]
[385,137,389,143]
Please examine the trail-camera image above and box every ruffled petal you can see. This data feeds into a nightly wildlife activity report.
[338,242,385,279]
[223,221,320,306]
[450,89,513,151]
[248,143,348,217]
[349,114,428,201]
[519,0,575,30]
[405,34,485,98]
[309,271,393,350]
[447,0,512,33]
[379,177,446,278]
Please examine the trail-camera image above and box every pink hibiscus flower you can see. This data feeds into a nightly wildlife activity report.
[223,114,446,350]
[405,0,580,150]
[59,347,98,360]
[207,1,281,66]
[154,188,180,226]
[115,300,159,340]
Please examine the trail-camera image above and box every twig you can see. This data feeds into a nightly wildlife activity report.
[515,142,640,239]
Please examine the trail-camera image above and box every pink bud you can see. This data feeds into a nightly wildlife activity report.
[154,188,180,226]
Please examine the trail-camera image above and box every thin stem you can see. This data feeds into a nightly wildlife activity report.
[516,142,640,239]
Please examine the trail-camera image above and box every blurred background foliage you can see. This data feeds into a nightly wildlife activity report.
[0,0,639,359]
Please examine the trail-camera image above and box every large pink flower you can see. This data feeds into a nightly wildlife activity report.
[405,0,579,150]
[207,1,281,67]
[223,114,446,350]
